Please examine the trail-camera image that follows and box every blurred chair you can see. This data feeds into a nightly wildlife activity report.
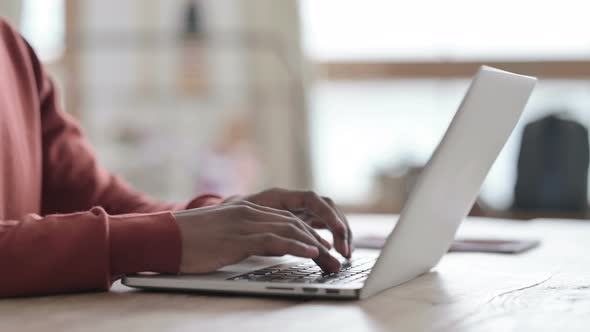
[514,114,589,214]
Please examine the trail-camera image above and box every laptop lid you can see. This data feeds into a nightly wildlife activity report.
[360,66,537,299]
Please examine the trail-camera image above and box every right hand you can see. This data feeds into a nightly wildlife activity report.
[173,201,342,274]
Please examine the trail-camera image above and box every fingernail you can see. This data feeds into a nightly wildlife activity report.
[341,235,348,255]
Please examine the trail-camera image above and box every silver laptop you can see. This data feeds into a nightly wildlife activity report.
[123,66,537,300]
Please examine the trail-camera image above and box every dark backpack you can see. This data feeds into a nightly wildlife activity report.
[514,114,589,212]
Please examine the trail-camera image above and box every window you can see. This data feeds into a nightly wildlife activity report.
[301,0,590,61]
[301,0,590,210]
[21,0,65,63]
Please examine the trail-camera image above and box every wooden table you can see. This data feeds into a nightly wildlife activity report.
[2,215,589,331]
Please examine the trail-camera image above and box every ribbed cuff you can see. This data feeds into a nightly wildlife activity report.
[109,211,181,277]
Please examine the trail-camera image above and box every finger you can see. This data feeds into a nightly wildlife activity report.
[322,196,353,258]
[291,209,314,222]
[249,189,347,240]
[232,197,341,272]
[245,233,340,273]
[244,233,320,259]
[281,190,349,257]
[287,213,332,248]
[300,197,352,257]
[233,203,340,273]
[301,220,332,249]
[242,220,336,271]
[306,218,328,229]
[263,221,340,273]
[237,201,332,249]
[242,221,322,250]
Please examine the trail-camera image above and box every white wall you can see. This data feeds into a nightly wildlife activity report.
[73,0,311,200]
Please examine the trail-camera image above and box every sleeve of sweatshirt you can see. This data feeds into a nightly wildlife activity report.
[0,19,222,297]
[0,207,180,297]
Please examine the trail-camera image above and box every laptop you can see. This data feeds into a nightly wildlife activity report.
[123,66,537,300]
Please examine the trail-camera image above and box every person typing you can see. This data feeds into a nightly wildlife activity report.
[0,18,351,297]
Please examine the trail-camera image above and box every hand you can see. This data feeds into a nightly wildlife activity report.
[226,188,353,259]
[173,200,341,274]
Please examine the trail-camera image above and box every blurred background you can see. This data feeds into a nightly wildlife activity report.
[2,0,590,219]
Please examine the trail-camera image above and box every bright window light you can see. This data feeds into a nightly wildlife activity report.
[301,0,590,209]
[300,0,590,61]
[21,0,65,63]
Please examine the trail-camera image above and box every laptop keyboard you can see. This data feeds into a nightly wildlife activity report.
[227,256,376,285]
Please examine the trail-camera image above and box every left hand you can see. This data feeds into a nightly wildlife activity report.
[226,188,352,259]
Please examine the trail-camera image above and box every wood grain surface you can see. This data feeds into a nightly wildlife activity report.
[1,215,588,332]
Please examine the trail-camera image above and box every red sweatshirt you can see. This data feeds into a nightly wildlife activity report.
[0,19,221,297]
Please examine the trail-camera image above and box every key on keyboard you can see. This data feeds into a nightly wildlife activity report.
[227,256,376,285]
